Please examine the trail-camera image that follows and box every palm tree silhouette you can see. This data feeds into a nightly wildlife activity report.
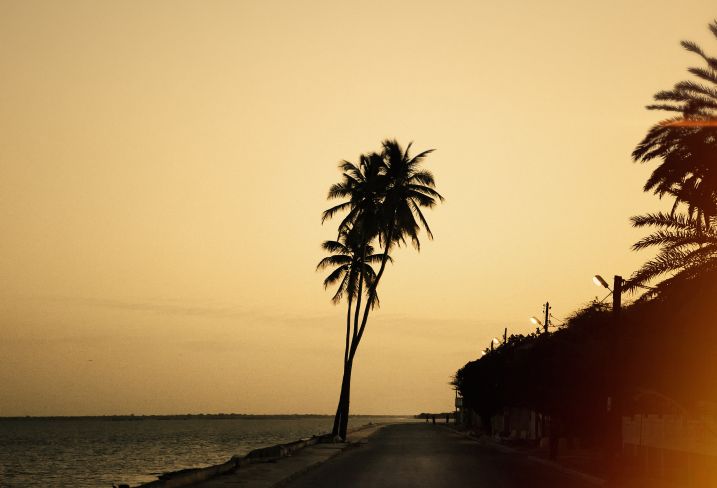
[633,20,717,225]
[627,209,717,294]
[322,139,443,439]
[322,153,385,437]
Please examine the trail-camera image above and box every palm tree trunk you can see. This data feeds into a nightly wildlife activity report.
[344,296,352,367]
[338,356,354,439]
[332,370,349,436]
[331,296,353,436]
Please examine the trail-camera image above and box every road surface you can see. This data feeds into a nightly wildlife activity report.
[284,423,598,488]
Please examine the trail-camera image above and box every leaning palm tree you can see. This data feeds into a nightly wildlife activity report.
[316,226,386,435]
[632,21,717,226]
[323,139,444,440]
[627,210,717,296]
[321,152,386,437]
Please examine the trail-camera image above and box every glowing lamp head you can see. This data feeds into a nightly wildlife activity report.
[530,316,542,326]
[593,275,610,289]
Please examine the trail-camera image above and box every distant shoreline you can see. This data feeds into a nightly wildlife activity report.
[0,413,413,421]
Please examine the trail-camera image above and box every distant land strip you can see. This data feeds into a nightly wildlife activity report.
[0,414,411,421]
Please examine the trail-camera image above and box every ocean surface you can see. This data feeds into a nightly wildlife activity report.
[0,415,409,487]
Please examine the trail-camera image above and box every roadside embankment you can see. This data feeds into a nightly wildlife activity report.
[128,422,392,488]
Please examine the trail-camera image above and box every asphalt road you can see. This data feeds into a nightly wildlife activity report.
[284,423,598,488]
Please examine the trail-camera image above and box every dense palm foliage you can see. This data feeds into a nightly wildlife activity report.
[632,20,717,225]
[627,210,717,293]
[319,139,443,439]
[629,21,717,293]
[322,152,386,239]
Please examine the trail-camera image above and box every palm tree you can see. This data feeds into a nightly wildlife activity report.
[316,226,386,435]
[627,210,717,295]
[321,152,386,437]
[322,139,444,440]
[632,20,717,225]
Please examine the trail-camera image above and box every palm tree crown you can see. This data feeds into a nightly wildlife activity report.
[323,140,444,255]
[380,139,444,250]
[316,227,385,305]
[632,20,717,224]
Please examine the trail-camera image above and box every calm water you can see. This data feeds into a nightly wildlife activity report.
[0,415,408,487]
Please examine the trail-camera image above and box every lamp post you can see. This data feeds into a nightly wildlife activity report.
[593,274,624,467]
[529,301,551,333]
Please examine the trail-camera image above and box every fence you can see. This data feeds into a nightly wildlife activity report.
[622,414,717,486]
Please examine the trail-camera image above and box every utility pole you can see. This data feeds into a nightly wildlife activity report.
[503,327,507,343]
[608,276,623,414]
[543,302,551,334]
[606,275,624,469]
[613,276,622,320]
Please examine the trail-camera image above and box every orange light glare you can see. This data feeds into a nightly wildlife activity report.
[659,119,717,127]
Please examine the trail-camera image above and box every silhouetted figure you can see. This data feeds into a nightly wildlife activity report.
[432,415,436,424]
[446,414,449,424]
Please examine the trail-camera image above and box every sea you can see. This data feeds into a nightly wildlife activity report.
[0,415,409,487]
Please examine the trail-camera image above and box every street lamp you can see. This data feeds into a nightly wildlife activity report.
[529,316,546,335]
[529,301,551,333]
[592,274,623,313]
[593,275,610,289]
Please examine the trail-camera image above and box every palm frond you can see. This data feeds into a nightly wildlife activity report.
[674,80,717,101]
[688,66,717,86]
[322,201,352,223]
[321,240,348,254]
[630,212,697,230]
[710,20,717,40]
[410,199,434,240]
[682,40,717,71]
[316,255,351,270]
[323,265,347,288]
[331,271,349,304]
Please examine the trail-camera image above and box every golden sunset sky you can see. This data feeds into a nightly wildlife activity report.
[1,0,715,416]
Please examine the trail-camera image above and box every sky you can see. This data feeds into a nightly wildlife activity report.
[1,0,716,416]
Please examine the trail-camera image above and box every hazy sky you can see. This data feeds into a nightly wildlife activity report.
[2,0,716,416]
